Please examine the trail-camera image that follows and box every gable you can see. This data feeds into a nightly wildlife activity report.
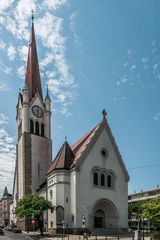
[73,120,129,182]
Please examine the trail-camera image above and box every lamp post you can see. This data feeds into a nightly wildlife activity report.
[82,215,85,234]
[62,220,65,235]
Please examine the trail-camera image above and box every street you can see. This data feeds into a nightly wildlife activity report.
[0,229,33,240]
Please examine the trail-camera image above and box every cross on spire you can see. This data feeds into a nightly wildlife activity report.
[102,109,107,121]
[31,9,34,23]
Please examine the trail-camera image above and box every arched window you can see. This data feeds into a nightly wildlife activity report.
[41,123,44,137]
[50,221,53,228]
[101,173,105,186]
[94,172,98,185]
[30,120,34,133]
[35,121,39,135]
[50,189,53,199]
[56,206,64,225]
[107,174,112,188]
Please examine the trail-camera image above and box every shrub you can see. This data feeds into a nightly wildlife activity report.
[153,232,160,239]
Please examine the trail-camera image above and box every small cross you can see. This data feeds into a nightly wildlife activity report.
[102,109,107,121]
[31,10,34,22]
[65,136,67,142]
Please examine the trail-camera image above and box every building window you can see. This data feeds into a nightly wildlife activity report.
[50,190,53,199]
[41,123,44,137]
[50,221,53,228]
[101,148,108,158]
[35,121,39,135]
[101,173,105,186]
[107,174,112,188]
[94,172,98,185]
[56,206,64,225]
[30,120,34,133]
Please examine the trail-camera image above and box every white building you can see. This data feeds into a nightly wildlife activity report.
[45,111,129,232]
[11,16,129,233]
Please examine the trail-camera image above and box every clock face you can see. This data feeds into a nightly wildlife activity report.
[32,105,43,118]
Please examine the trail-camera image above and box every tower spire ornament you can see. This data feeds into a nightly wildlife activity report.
[102,109,107,121]
[31,9,34,23]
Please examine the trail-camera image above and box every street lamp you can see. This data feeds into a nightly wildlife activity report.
[62,220,65,235]
[82,215,85,229]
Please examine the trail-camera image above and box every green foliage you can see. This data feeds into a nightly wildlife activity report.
[15,194,54,219]
[153,232,160,239]
[141,196,160,227]
[128,201,144,219]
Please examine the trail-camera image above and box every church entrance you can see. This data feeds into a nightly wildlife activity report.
[94,209,105,228]
[91,199,118,229]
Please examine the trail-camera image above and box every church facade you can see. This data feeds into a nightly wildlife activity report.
[11,17,129,233]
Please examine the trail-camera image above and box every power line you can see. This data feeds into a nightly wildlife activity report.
[128,163,160,170]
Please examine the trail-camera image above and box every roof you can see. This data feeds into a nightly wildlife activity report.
[25,20,43,100]
[47,141,75,174]
[2,186,11,198]
[47,112,129,181]
[71,124,100,164]
[47,124,100,174]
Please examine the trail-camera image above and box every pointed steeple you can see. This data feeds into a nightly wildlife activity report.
[3,186,8,197]
[25,13,43,100]
[44,85,51,102]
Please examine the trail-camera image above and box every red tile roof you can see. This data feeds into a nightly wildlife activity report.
[47,124,100,174]
[71,124,100,164]
[47,141,75,174]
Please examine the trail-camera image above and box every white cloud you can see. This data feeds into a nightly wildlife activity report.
[7,45,16,60]
[0,82,10,91]
[141,57,148,64]
[0,114,9,125]
[17,65,25,79]
[154,112,160,121]
[0,0,14,13]
[0,113,16,197]
[43,0,68,10]
[0,39,6,50]
[0,60,12,75]
[40,52,54,69]
[18,45,28,62]
[130,64,136,70]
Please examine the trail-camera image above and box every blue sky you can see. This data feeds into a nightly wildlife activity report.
[0,0,160,197]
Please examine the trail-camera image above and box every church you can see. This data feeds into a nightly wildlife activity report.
[10,16,129,233]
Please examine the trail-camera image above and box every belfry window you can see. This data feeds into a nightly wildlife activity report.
[107,175,112,188]
[101,173,105,186]
[41,123,44,137]
[30,120,34,133]
[35,121,39,135]
[94,172,98,185]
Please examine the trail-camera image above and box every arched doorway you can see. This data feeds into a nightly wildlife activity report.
[90,199,118,229]
[94,209,105,228]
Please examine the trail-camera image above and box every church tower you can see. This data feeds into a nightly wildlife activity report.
[13,16,52,208]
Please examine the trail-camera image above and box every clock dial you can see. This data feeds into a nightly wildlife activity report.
[32,105,43,118]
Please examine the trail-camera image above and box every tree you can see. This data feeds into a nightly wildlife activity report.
[141,196,160,227]
[15,194,54,235]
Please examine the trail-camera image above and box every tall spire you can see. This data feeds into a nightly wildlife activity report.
[25,12,43,100]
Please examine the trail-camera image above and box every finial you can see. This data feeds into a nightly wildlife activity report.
[19,88,21,93]
[102,109,107,121]
[65,136,67,142]
[31,9,34,23]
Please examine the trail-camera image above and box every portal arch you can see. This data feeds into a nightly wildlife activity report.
[90,199,118,229]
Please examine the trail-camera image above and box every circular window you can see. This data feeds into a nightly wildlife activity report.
[101,148,108,158]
